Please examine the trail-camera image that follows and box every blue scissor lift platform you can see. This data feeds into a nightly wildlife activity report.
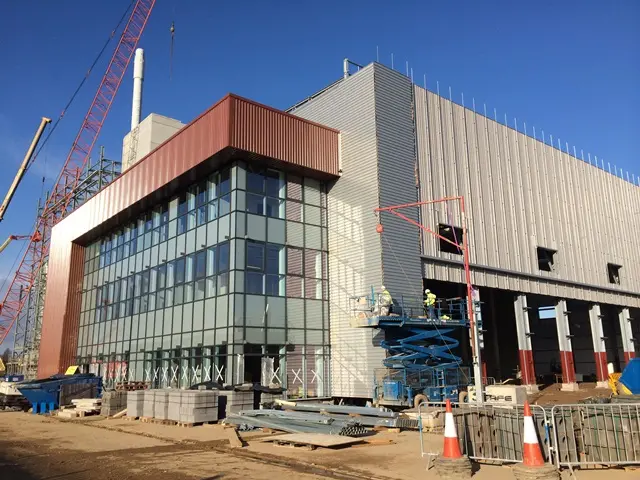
[351,291,473,407]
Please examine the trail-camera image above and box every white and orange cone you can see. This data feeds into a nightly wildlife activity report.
[522,401,545,467]
[443,399,463,459]
[512,401,559,480]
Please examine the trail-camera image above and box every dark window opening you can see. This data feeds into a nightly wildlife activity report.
[537,247,556,272]
[607,263,621,285]
[438,224,463,255]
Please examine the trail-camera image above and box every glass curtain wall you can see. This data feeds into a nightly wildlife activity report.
[78,161,329,397]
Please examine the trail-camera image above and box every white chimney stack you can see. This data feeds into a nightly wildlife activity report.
[131,48,144,130]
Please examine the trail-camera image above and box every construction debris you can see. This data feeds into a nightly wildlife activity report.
[262,433,362,449]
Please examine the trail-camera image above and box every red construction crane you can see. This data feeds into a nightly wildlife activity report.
[0,0,156,345]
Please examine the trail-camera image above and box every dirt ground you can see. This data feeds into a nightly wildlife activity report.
[0,411,635,480]
[529,382,612,405]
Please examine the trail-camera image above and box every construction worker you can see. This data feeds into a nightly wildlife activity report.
[380,285,393,316]
[424,289,436,317]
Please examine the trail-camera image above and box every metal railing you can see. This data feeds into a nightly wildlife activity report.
[418,401,640,469]
[551,403,640,468]
[350,292,469,324]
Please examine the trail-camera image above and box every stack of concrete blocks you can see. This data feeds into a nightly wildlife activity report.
[126,390,145,418]
[100,391,128,416]
[142,390,155,418]
[168,390,219,424]
[154,389,170,420]
[222,390,254,415]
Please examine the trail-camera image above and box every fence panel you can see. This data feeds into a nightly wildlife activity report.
[551,403,640,468]
[418,402,551,464]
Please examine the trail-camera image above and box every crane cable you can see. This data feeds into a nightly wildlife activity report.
[0,1,136,299]
[28,0,136,176]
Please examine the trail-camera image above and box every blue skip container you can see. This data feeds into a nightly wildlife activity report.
[17,373,102,414]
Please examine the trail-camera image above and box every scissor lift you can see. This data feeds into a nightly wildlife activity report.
[351,290,472,407]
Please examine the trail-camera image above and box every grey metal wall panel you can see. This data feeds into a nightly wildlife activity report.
[291,65,385,398]
[413,84,640,307]
[372,64,422,299]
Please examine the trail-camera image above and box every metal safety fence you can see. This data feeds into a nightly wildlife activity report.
[551,403,640,468]
[418,401,640,469]
[418,402,551,464]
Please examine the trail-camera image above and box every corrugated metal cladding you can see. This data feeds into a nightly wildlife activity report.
[290,65,385,398]
[289,64,423,397]
[373,65,423,298]
[37,94,340,377]
[230,97,339,178]
[413,85,640,307]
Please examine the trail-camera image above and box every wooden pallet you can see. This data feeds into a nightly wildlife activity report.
[151,419,177,426]
[176,420,217,428]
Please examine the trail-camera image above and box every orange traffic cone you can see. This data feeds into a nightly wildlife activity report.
[442,399,463,459]
[522,401,545,467]
[512,401,559,479]
[432,399,471,478]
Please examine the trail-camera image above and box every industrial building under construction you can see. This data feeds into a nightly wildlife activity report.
[0,2,637,405]
[3,58,630,401]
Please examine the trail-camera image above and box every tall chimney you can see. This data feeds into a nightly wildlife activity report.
[131,48,144,130]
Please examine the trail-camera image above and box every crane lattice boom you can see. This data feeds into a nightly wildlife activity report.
[0,0,156,346]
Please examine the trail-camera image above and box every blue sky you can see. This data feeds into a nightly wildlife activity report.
[0,0,638,347]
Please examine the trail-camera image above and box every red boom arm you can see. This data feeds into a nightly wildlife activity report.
[0,0,156,344]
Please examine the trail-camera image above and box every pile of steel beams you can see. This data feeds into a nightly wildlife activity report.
[224,402,402,436]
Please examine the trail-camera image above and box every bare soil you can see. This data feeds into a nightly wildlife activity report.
[0,411,635,480]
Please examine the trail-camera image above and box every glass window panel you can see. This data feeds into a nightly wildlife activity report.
[195,279,205,301]
[265,274,285,296]
[219,169,230,196]
[247,242,264,270]
[247,170,264,193]
[266,170,285,198]
[218,272,229,295]
[175,257,186,284]
[287,175,303,201]
[246,193,264,216]
[177,215,187,235]
[208,175,217,201]
[266,244,284,274]
[134,274,142,297]
[208,199,218,220]
[195,250,207,279]
[176,194,187,217]
[206,247,217,277]
[174,285,184,305]
[185,254,195,282]
[287,247,303,275]
[185,281,194,303]
[187,210,196,230]
[218,242,230,272]
[165,287,174,307]
[157,264,166,290]
[206,277,216,297]
[166,261,175,288]
[149,268,157,293]
[157,289,166,309]
[286,276,303,298]
[219,194,231,216]
[246,271,263,294]
[266,197,284,219]
[141,270,150,294]
[304,249,322,278]
[197,205,207,226]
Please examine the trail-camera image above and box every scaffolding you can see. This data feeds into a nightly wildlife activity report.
[8,149,120,378]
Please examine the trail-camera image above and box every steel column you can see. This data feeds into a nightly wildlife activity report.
[588,304,609,387]
[514,294,537,390]
[619,307,635,364]
[555,300,578,391]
